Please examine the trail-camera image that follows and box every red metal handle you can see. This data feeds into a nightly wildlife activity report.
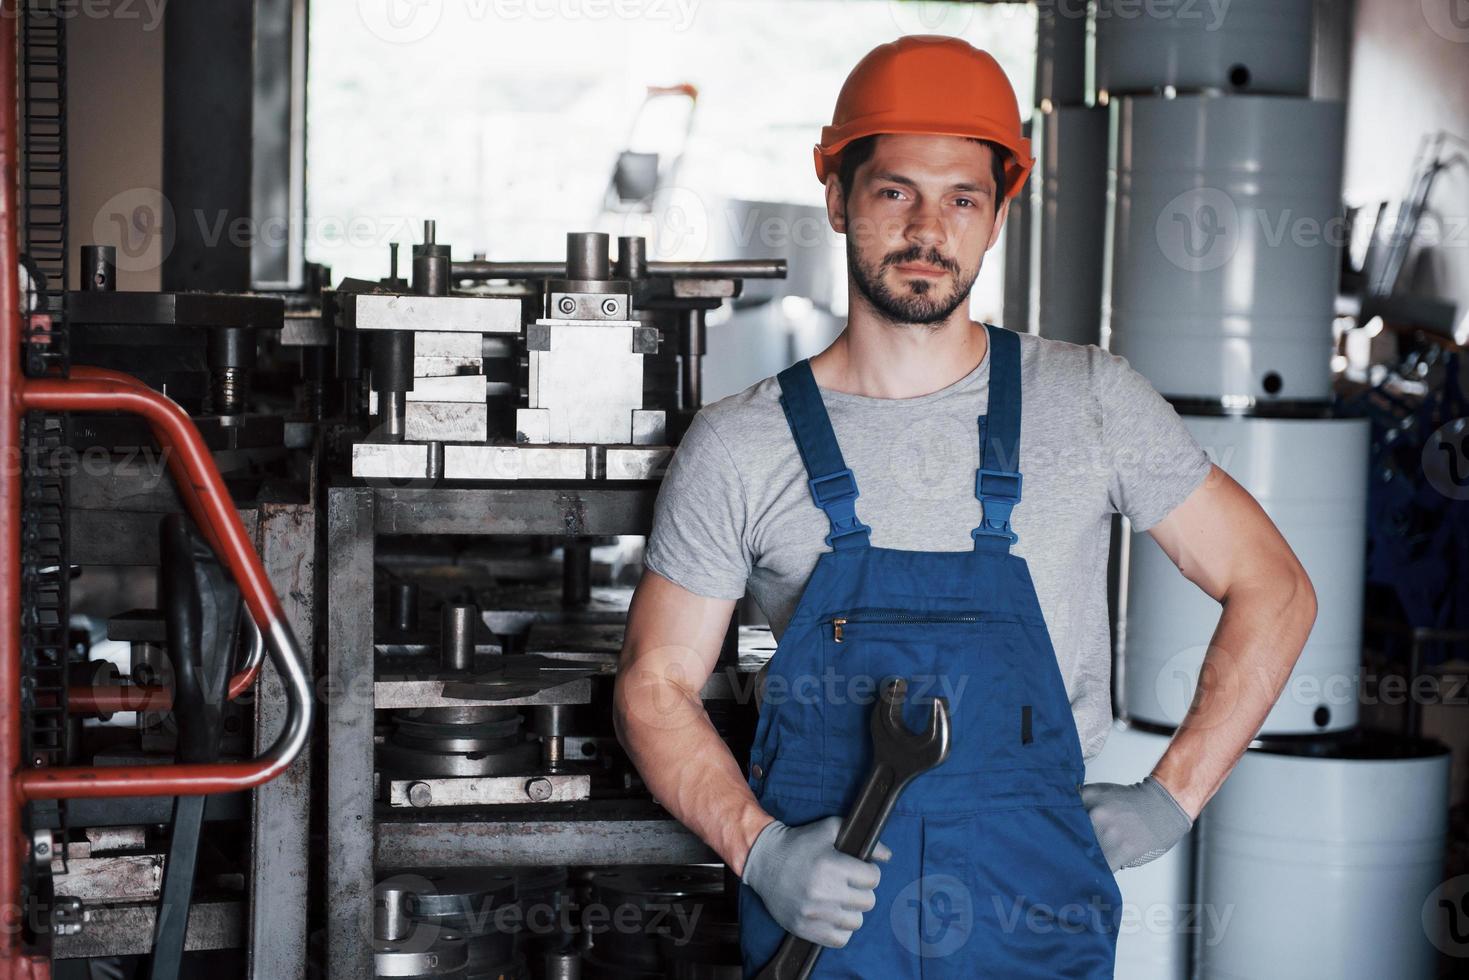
[15,374,314,800]
[60,366,265,709]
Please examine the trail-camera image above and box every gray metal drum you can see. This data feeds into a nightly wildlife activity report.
[1084,720,1194,980]
[1122,415,1368,735]
[1094,0,1314,97]
[1196,735,1451,979]
[1002,120,1033,335]
[1106,95,1344,402]
[1036,3,1088,107]
[1035,106,1108,347]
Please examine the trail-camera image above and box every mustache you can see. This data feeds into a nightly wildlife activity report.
[882,246,959,276]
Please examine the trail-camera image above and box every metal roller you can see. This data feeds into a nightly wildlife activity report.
[1196,733,1451,979]
[1106,95,1345,403]
[1083,720,1194,980]
[1122,415,1369,734]
[1094,0,1315,97]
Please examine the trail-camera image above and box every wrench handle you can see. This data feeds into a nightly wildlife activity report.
[833,762,901,859]
[754,764,908,980]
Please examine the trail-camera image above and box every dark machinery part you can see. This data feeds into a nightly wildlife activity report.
[18,5,74,953]
[147,515,243,980]
[413,220,453,298]
[440,602,478,672]
[390,581,420,634]
[370,330,414,441]
[81,243,114,292]
[582,866,729,980]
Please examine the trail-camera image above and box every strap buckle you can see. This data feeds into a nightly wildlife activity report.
[808,468,872,548]
[972,467,1022,545]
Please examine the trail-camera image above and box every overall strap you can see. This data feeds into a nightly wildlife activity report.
[972,324,1023,553]
[776,359,872,550]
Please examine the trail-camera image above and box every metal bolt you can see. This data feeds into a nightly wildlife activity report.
[557,296,577,315]
[600,297,619,317]
[407,782,433,807]
[524,777,553,802]
[35,842,49,856]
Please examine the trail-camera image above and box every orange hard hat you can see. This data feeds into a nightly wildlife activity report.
[814,35,1034,202]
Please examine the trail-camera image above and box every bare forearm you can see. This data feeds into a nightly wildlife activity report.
[613,662,773,875]
[1151,573,1317,818]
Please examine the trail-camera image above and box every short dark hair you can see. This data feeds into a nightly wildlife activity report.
[836,134,1008,210]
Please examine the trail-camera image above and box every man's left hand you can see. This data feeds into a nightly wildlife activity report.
[1080,775,1193,872]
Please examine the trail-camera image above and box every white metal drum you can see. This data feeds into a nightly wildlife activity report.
[1196,736,1451,979]
[1084,720,1195,980]
[1106,95,1345,402]
[1034,106,1108,347]
[1122,415,1369,734]
[1094,0,1315,97]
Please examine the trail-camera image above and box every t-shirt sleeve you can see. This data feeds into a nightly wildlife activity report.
[1090,347,1212,531]
[642,411,752,600]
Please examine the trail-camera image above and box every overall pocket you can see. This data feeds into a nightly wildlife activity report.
[818,609,1033,777]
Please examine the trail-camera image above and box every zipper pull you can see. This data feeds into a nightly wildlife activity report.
[832,618,846,643]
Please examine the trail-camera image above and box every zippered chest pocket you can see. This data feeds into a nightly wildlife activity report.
[818,609,1034,773]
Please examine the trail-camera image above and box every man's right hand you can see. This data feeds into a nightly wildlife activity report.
[739,815,891,949]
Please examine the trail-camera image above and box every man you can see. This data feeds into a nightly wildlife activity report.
[614,36,1316,978]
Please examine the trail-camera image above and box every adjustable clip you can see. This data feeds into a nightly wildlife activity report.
[972,467,1022,545]
[808,468,872,548]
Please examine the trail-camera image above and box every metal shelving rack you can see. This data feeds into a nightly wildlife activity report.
[323,482,743,979]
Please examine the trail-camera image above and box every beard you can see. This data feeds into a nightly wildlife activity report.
[847,234,980,327]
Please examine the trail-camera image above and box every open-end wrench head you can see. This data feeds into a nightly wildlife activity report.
[873,678,950,771]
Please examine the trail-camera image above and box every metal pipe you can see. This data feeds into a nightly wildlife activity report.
[0,2,35,970]
[17,376,313,800]
[451,258,787,281]
[65,605,268,715]
[440,603,477,672]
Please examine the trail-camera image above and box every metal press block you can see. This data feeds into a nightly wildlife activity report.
[340,292,521,333]
[403,402,487,443]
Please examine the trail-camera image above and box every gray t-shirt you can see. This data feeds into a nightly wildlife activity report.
[644,331,1211,760]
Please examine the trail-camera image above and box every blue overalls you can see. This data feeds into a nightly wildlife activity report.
[738,325,1122,978]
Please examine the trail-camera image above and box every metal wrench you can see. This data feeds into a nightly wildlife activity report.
[754,676,952,980]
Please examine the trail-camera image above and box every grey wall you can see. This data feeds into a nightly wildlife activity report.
[67,7,165,292]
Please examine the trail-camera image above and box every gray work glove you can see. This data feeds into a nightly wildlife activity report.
[1080,775,1193,872]
[741,815,892,949]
